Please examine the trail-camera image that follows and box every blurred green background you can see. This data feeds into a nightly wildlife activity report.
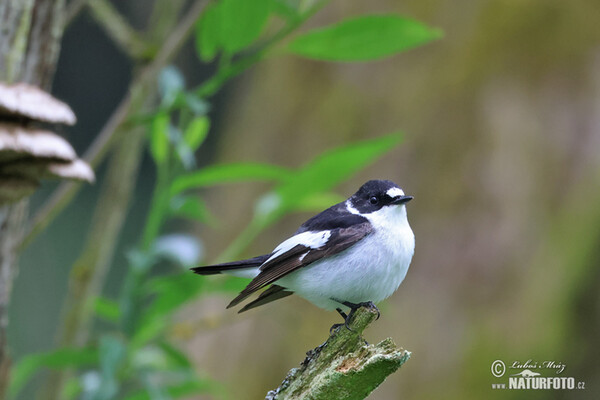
[10,0,600,399]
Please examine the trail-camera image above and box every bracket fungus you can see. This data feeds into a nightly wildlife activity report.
[0,82,94,204]
[0,82,76,125]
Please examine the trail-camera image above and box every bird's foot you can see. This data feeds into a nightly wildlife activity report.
[329,323,344,335]
[357,301,380,320]
[331,300,380,332]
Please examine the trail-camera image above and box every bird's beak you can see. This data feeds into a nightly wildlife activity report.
[392,195,413,205]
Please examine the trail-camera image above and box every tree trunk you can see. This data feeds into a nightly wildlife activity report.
[0,0,67,396]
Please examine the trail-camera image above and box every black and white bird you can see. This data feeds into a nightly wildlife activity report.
[192,179,415,330]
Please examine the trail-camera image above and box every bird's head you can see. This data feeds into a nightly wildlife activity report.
[349,180,413,214]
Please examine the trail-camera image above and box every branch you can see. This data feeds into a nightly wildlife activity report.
[266,307,411,400]
[25,0,330,249]
[64,0,88,26]
[21,0,209,249]
[34,2,209,399]
[87,0,149,59]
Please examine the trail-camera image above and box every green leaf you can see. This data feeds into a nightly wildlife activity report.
[216,275,250,293]
[170,195,216,225]
[288,14,442,61]
[271,0,301,22]
[144,272,203,299]
[216,133,405,261]
[170,162,292,195]
[137,273,248,347]
[195,3,222,62]
[122,380,218,400]
[157,341,193,369]
[9,347,98,398]
[195,0,270,60]
[133,274,206,347]
[94,296,121,323]
[273,132,403,218]
[220,0,271,53]
[184,116,210,151]
[149,113,170,164]
[131,316,167,350]
[63,376,83,400]
[290,191,345,213]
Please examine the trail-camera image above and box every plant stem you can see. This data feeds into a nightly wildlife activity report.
[53,0,204,353]
[22,0,210,249]
[64,0,89,26]
[204,0,332,262]
[213,217,266,263]
[196,0,330,98]
[41,127,147,400]
[24,0,329,249]
[120,159,171,337]
[36,1,209,399]
[141,166,171,251]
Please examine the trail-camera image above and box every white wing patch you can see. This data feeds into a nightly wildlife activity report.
[386,187,405,198]
[265,230,331,264]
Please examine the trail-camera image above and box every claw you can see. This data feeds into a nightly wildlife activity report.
[360,301,380,320]
[343,318,355,332]
[329,323,344,335]
[330,299,381,334]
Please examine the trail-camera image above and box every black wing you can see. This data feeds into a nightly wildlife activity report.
[295,201,367,233]
[227,221,373,308]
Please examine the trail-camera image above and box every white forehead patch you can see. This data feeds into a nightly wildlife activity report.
[386,187,405,198]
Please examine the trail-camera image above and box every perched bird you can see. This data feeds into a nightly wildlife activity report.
[192,179,415,331]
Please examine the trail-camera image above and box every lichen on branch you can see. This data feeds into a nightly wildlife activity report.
[266,306,411,400]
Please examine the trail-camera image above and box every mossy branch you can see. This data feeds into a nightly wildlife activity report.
[266,307,411,400]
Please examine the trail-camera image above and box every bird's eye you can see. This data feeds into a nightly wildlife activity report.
[369,196,379,205]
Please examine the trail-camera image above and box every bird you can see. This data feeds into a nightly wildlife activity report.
[192,179,415,331]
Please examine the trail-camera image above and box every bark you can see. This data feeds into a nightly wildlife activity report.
[0,0,67,396]
[266,307,411,400]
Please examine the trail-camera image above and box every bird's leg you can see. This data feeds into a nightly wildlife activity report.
[329,323,344,335]
[342,301,381,328]
[336,307,348,320]
[329,300,381,333]
[329,308,348,334]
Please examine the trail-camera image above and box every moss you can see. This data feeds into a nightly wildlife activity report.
[268,307,411,400]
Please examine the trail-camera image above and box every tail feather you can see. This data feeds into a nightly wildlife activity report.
[191,254,270,275]
[237,285,293,313]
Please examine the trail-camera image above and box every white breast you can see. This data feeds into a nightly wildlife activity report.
[278,204,415,310]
